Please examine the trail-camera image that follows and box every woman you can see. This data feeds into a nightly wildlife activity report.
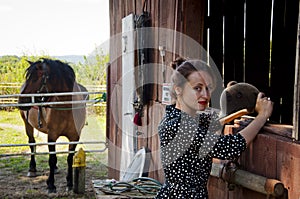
[155,59,273,198]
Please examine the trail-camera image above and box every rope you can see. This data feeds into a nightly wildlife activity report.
[96,177,162,196]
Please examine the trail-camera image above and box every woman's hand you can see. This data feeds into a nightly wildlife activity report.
[255,92,273,120]
[238,92,274,145]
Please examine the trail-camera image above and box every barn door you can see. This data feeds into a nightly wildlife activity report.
[120,13,136,180]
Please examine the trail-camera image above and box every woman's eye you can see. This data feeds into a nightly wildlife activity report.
[207,86,214,92]
[194,87,202,91]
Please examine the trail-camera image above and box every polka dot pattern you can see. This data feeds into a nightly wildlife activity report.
[155,105,246,199]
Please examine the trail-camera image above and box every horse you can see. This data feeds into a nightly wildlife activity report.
[18,58,88,193]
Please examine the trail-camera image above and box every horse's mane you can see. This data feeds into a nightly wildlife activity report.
[25,58,76,92]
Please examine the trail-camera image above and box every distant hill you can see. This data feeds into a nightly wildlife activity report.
[54,55,85,64]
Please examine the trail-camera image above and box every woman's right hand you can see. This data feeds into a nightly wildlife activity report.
[255,92,273,120]
[238,92,274,146]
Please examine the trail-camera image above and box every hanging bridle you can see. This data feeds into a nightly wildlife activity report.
[36,62,49,128]
[37,63,49,96]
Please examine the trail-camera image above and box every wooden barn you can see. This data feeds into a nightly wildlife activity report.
[105,0,300,198]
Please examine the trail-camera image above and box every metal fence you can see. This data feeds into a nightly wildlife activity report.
[0,87,108,157]
[0,141,108,157]
[0,84,107,107]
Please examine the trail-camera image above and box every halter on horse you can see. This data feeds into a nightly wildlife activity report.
[18,58,88,193]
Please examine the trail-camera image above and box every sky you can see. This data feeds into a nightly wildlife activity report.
[0,0,109,56]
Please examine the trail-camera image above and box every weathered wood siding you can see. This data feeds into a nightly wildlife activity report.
[209,125,300,199]
[107,0,300,198]
[108,0,207,181]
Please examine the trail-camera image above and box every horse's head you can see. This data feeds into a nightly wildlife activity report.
[18,58,76,110]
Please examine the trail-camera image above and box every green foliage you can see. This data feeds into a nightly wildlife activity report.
[0,56,26,84]
[0,52,108,114]
[73,48,109,86]
[0,51,108,89]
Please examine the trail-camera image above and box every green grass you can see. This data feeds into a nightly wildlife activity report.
[0,108,108,176]
[0,109,44,154]
[0,109,23,125]
[0,127,29,153]
[0,155,55,173]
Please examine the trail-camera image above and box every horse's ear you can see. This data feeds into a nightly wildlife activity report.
[26,60,33,65]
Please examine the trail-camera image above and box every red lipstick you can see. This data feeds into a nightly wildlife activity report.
[198,101,207,105]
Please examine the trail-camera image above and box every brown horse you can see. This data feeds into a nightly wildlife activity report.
[18,58,88,193]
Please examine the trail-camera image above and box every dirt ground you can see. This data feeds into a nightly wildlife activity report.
[0,157,107,199]
[0,121,108,199]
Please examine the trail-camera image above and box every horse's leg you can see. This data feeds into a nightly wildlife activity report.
[66,142,77,191]
[21,111,37,177]
[46,136,58,193]
[28,129,37,177]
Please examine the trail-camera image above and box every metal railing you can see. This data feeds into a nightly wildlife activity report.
[0,141,108,157]
[0,91,105,108]
[0,86,108,157]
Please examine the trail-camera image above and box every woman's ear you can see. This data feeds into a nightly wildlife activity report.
[175,87,182,95]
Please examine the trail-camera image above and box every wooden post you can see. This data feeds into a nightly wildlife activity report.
[210,163,285,197]
[73,148,86,194]
[293,3,300,140]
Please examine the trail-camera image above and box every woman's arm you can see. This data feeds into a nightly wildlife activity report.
[238,92,273,146]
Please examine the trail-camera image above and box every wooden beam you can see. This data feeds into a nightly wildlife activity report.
[293,3,300,140]
[210,163,285,197]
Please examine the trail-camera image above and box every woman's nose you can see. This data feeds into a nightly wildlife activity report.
[200,87,210,98]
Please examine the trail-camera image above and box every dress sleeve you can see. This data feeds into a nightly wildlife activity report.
[210,133,247,160]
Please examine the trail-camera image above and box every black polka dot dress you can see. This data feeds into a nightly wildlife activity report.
[155,105,247,199]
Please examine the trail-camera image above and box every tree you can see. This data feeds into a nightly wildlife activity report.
[73,48,109,86]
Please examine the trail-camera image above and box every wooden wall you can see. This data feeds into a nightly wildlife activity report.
[107,0,207,181]
[209,0,300,124]
[208,125,300,199]
[107,0,300,198]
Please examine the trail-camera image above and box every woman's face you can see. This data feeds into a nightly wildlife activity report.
[176,70,214,116]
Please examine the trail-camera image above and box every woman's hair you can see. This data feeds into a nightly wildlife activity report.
[170,57,217,102]
[169,56,187,70]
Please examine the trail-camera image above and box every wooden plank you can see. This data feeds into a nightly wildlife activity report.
[209,0,223,75]
[244,0,272,92]
[270,0,299,124]
[182,0,205,45]
[263,124,293,138]
[223,0,245,84]
[293,3,300,140]
[242,134,277,177]
[107,83,122,179]
[208,0,224,109]
[157,0,177,102]
[146,102,165,182]
[276,139,300,199]
[179,0,206,59]
[108,0,139,181]
[150,0,160,103]
[108,0,122,180]
[208,176,228,199]
[232,116,293,138]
